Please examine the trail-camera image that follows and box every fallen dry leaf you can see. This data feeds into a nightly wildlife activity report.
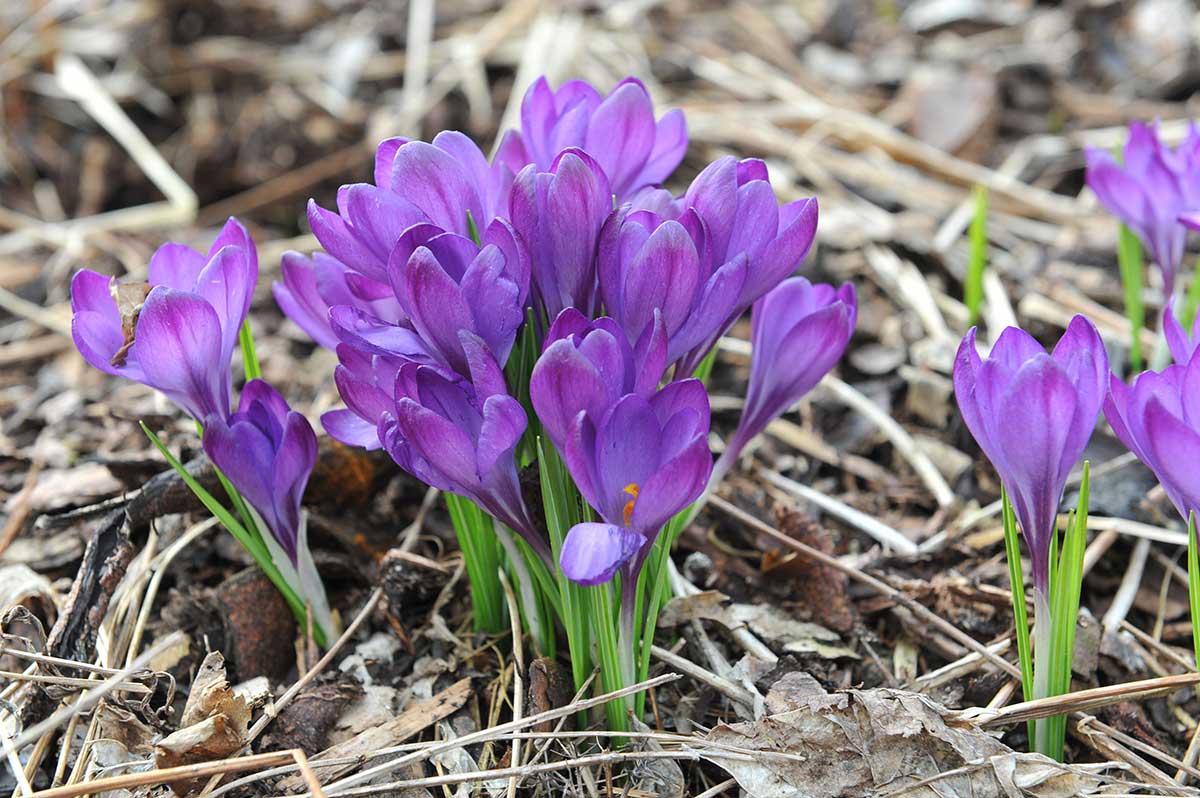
[659,591,858,660]
[707,680,1101,798]
[154,651,251,795]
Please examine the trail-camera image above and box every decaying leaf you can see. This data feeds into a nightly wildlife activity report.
[659,591,858,660]
[109,279,152,367]
[707,681,1103,798]
[154,651,251,795]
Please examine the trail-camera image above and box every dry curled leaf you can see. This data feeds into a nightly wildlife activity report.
[109,279,152,367]
[154,651,250,795]
[707,681,1102,798]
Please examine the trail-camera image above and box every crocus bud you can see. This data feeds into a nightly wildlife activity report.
[954,316,1109,592]
[510,148,613,320]
[716,278,856,480]
[203,379,332,636]
[71,217,257,422]
[1085,122,1200,298]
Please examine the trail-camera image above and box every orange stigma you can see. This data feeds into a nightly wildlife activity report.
[622,483,640,526]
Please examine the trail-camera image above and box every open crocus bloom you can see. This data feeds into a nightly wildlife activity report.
[364,334,547,562]
[558,379,712,585]
[71,217,257,422]
[954,316,1109,592]
[496,76,687,203]
[530,308,666,450]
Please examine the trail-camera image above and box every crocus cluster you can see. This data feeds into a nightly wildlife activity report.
[71,219,333,636]
[281,75,855,586]
[1086,121,1200,298]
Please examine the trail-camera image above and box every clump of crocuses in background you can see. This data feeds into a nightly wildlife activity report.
[954,316,1107,760]
[72,219,335,645]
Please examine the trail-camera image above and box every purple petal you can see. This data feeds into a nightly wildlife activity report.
[559,522,644,586]
[133,287,230,421]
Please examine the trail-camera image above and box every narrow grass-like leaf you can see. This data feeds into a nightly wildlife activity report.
[1186,258,1200,328]
[1116,224,1145,372]
[445,493,506,634]
[1001,488,1034,744]
[691,345,719,385]
[1045,461,1089,760]
[239,319,261,382]
[1187,512,1200,671]
[965,184,988,327]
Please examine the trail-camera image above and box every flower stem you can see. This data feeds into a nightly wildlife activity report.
[1031,586,1052,756]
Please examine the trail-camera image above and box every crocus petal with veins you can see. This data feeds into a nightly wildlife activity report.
[70,217,258,422]
[717,278,856,480]
[954,315,1108,592]
[497,76,687,202]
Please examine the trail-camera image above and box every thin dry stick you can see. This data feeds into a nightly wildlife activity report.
[0,671,149,693]
[497,568,523,798]
[247,587,382,744]
[1,700,32,797]
[962,673,1200,727]
[291,750,763,798]
[126,518,218,665]
[761,468,917,555]
[291,750,327,798]
[708,495,1021,680]
[650,645,756,709]
[19,751,298,798]
[819,375,955,509]
[52,53,196,233]
[694,777,738,798]
[1103,537,1151,635]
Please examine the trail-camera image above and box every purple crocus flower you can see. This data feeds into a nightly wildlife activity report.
[202,379,317,565]
[625,157,819,374]
[714,278,857,482]
[598,205,747,367]
[530,307,666,450]
[386,223,529,374]
[1163,299,1200,365]
[1085,122,1200,298]
[953,316,1109,592]
[1104,351,1200,526]
[511,148,613,320]
[342,334,548,562]
[556,379,712,586]
[203,379,333,634]
[273,251,403,351]
[308,131,514,284]
[496,76,687,202]
[71,217,257,422]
